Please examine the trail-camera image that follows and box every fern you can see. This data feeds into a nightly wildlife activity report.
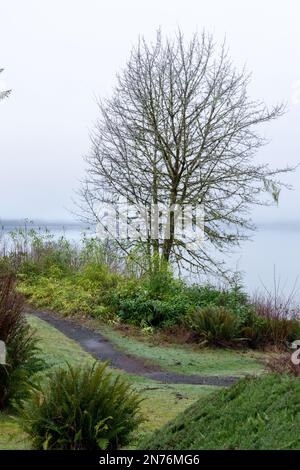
[18,362,143,450]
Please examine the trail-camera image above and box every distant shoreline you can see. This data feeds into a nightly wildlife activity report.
[0,219,85,227]
[1,218,300,231]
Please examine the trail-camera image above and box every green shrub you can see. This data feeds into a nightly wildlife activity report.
[186,303,300,348]
[78,263,120,288]
[241,314,271,347]
[183,284,249,311]
[19,275,103,317]
[141,267,184,300]
[109,268,188,327]
[185,306,239,346]
[79,237,123,270]
[0,321,43,409]
[77,263,121,306]
[19,362,143,450]
[117,296,189,327]
[0,275,43,409]
[0,256,15,276]
[105,275,256,331]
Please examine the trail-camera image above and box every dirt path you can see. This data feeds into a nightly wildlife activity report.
[29,309,239,387]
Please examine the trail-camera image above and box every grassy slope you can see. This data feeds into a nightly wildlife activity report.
[0,414,29,450]
[83,318,264,377]
[140,373,300,450]
[0,316,216,449]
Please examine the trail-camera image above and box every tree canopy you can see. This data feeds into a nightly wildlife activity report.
[82,30,293,275]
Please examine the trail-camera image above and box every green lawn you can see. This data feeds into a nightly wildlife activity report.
[82,318,265,377]
[0,316,217,450]
[141,373,300,450]
[0,413,29,450]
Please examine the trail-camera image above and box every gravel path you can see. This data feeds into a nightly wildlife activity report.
[29,309,239,387]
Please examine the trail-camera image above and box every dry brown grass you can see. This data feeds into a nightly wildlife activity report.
[264,352,300,377]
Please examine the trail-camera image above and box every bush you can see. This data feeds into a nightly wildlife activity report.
[240,314,271,347]
[141,267,184,300]
[114,281,252,331]
[183,284,248,311]
[241,298,300,348]
[185,306,239,346]
[108,268,189,327]
[19,275,102,317]
[77,263,121,306]
[242,317,300,348]
[19,362,143,450]
[0,275,43,409]
[269,317,300,345]
[186,302,300,348]
[117,296,189,327]
[0,321,43,409]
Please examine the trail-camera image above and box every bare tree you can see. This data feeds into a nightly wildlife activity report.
[81,30,293,276]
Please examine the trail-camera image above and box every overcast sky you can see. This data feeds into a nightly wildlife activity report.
[0,0,299,223]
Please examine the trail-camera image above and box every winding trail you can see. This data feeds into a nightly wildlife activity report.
[29,309,239,387]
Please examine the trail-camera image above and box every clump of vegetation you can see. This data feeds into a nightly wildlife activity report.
[186,299,300,348]
[108,265,184,327]
[140,373,300,450]
[248,293,300,347]
[0,275,43,409]
[19,362,143,450]
[110,269,251,329]
[2,227,300,350]
[242,315,300,348]
[265,353,300,377]
[185,306,239,346]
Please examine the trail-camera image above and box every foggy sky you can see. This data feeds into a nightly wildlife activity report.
[0,0,300,223]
